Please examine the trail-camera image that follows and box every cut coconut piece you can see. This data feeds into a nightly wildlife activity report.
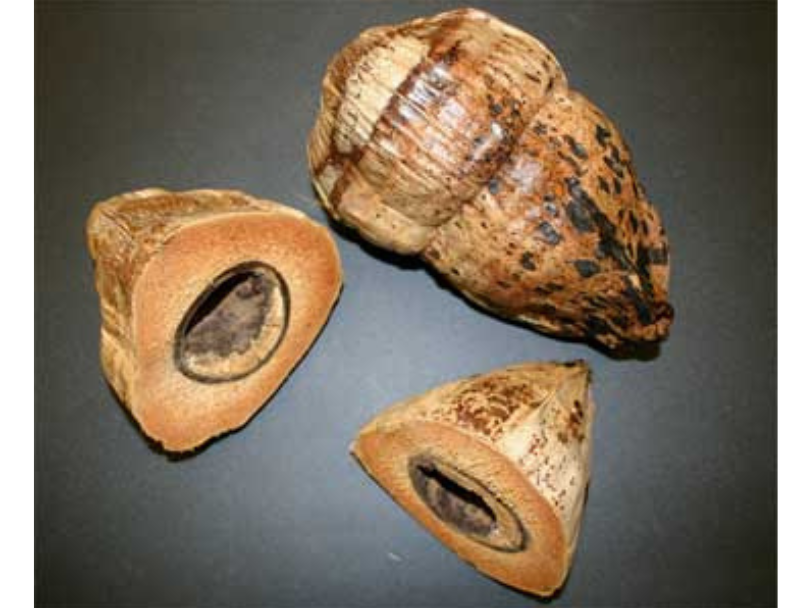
[86,188,342,452]
[352,361,594,597]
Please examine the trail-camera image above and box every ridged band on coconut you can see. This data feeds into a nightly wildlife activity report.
[86,189,342,452]
[309,8,673,349]
[352,361,595,597]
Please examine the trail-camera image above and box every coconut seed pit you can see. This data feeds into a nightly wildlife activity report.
[175,262,289,383]
[409,455,526,552]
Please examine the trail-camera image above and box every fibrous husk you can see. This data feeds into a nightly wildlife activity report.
[352,361,594,597]
[309,8,673,349]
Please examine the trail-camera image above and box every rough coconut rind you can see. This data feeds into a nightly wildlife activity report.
[351,361,594,596]
[308,7,672,348]
[86,188,342,452]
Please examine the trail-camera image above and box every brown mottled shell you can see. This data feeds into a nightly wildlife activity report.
[352,361,594,597]
[309,8,673,348]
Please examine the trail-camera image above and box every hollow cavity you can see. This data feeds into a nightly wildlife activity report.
[175,262,288,383]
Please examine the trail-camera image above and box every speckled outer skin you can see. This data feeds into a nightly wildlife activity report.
[86,189,343,452]
[309,8,673,348]
[352,361,594,597]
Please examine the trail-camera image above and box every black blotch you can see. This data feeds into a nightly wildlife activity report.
[543,200,559,217]
[613,177,623,195]
[586,316,610,336]
[520,252,537,271]
[603,156,625,178]
[598,176,610,194]
[629,213,639,233]
[622,276,653,326]
[488,178,500,195]
[566,199,595,233]
[566,178,636,274]
[537,221,562,245]
[573,259,601,278]
[533,122,548,136]
[564,178,596,232]
[489,101,503,117]
[563,134,588,159]
[595,124,611,147]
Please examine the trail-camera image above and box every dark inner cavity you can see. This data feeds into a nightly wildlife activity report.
[411,462,497,538]
[182,271,272,358]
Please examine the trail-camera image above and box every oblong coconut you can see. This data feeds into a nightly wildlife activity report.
[86,188,342,452]
[309,7,673,349]
[352,361,594,597]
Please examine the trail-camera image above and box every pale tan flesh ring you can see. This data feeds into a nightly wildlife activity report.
[86,188,343,452]
[352,361,595,597]
[309,7,674,349]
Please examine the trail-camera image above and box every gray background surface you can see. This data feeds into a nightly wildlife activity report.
[35,1,776,606]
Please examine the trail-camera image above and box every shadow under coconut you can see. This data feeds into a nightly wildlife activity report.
[325,214,424,272]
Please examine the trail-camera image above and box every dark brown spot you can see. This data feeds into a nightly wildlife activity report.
[595,124,611,147]
[544,200,559,216]
[566,199,596,233]
[537,221,562,245]
[603,155,625,178]
[573,259,601,278]
[622,275,654,325]
[564,134,588,159]
[520,252,537,270]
